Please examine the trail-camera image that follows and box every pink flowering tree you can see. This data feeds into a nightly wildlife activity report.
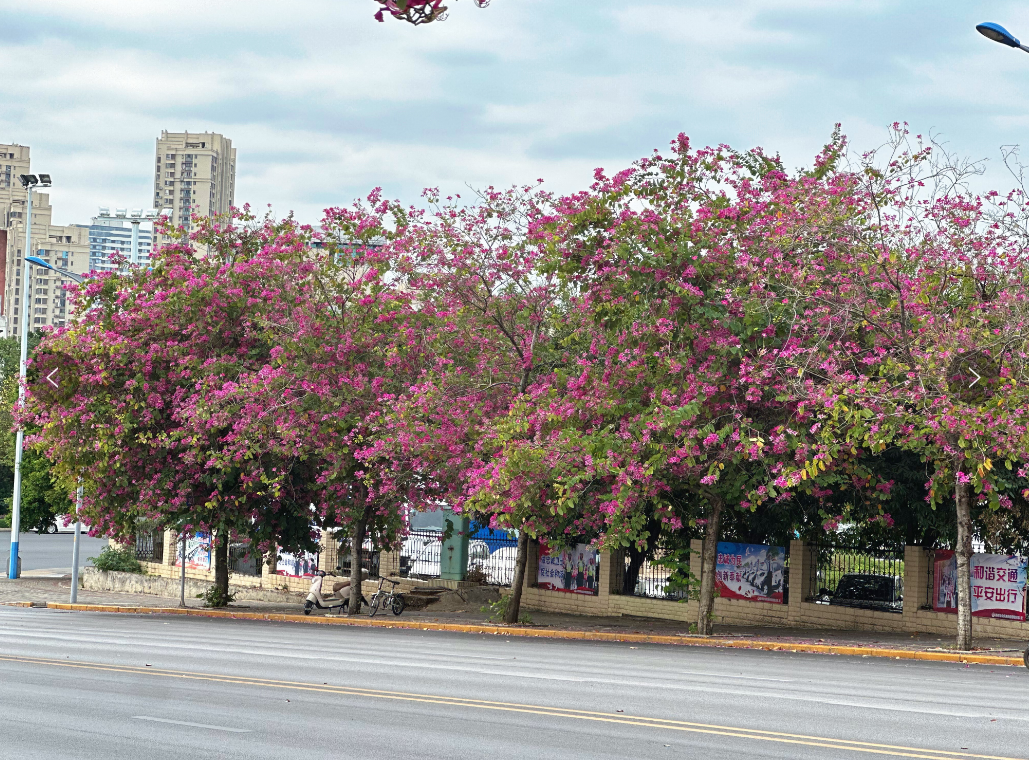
[158,210,437,614]
[766,129,1029,649]
[324,184,570,623]
[477,132,883,633]
[23,212,348,602]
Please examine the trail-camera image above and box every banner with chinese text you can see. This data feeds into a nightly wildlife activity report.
[537,543,600,595]
[715,542,785,604]
[932,551,1026,620]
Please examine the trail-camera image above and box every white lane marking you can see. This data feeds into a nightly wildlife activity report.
[3,611,1024,721]
[132,716,250,733]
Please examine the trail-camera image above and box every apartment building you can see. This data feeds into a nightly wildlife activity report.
[0,143,31,229]
[1,192,89,336]
[153,131,235,247]
[87,208,154,273]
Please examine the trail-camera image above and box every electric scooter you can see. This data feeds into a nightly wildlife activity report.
[303,570,369,615]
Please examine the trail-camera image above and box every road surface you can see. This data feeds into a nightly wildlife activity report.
[0,530,108,574]
[0,606,1026,759]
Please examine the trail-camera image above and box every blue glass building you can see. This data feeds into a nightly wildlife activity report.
[88,207,154,273]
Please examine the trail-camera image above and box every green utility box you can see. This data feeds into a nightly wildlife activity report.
[440,513,470,580]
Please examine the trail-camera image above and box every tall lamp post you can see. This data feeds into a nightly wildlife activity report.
[24,255,84,600]
[7,173,51,579]
[976,22,1029,54]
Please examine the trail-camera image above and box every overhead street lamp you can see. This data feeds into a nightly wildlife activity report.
[976,22,1029,54]
[7,174,51,579]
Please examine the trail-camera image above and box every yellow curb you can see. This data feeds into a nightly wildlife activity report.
[38,603,1026,667]
[0,601,36,607]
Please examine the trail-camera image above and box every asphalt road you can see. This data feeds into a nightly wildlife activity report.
[0,608,1026,759]
[0,530,108,573]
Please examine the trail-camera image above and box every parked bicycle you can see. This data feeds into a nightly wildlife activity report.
[368,577,406,617]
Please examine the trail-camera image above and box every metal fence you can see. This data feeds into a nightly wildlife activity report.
[228,541,262,577]
[401,530,442,579]
[338,549,379,579]
[135,529,164,563]
[808,543,904,612]
[629,556,691,600]
[469,531,519,585]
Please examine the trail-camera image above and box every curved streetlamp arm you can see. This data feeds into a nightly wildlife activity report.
[24,256,84,284]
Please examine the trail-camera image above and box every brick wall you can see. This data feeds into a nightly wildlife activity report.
[514,539,1029,641]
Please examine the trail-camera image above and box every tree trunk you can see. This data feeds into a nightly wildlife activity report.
[696,497,724,636]
[504,532,530,624]
[213,531,229,604]
[348,514,367,616]
[954,455,974,651]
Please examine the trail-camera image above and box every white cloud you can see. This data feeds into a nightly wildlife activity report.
[2,0,1029,229]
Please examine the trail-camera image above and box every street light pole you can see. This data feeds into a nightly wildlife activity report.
[15,254,86,592]
[7,173,50,579]
[70,485,83,603]
[180,531,187,607]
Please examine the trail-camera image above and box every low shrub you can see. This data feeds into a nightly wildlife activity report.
[481,594,532,624]
[90,546,144,574]
[197,586,236,608]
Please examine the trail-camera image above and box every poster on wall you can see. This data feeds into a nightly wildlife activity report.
[933,550,1027,620]
[276,549,320,578]
[537,543,600,595]
[173,532,212,571]
[715,542,785,604]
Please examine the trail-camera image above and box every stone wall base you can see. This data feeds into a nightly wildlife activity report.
[81,568,305,603]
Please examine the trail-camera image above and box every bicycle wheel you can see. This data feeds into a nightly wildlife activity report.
[391,595,406,616]
[368,593,381,617]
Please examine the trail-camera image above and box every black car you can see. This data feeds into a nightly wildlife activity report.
[828,573,903,613]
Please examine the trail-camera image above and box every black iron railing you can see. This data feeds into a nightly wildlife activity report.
[628,555,691,600]
[135,529,164,563]
[809,543,904,612]
[228,542,262,577]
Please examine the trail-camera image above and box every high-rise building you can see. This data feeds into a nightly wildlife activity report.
[87,208,155,273]
[0,142,90,337]
[152,131,236,244]
[1,193,89,337]
[0,145,32,301]
[0,143,31,229]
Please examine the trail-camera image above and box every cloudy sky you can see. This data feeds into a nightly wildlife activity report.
[2,0,1029,227]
